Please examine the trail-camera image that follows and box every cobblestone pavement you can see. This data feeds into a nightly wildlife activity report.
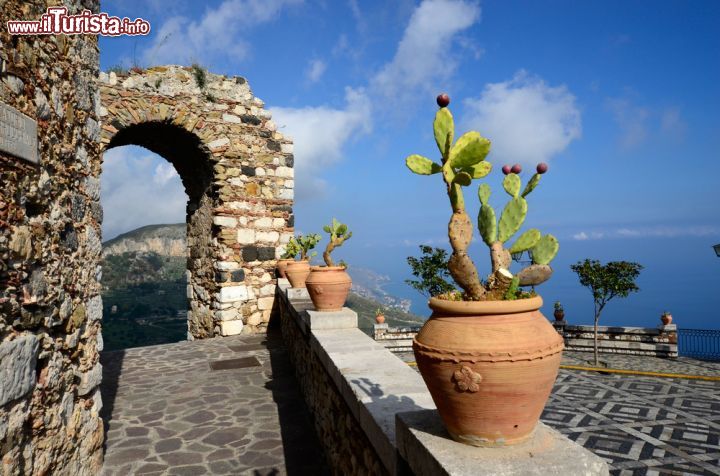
[397,350,720,475]
[100,330,329,476]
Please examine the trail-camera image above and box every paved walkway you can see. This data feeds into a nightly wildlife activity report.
[562,351,720,378]
[100,330,329,476]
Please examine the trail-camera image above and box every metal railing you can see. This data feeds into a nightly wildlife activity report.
[678,328,720,361]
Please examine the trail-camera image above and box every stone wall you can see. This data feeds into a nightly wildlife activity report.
[0,1,104,474]
[99,66,295,337]
[278,289,386,475]
[553,322,678,358]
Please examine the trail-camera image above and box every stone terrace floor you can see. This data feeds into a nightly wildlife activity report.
[398,350,720,475]
[99,330,329,476]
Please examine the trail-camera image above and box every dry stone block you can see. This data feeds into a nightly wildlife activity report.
[257,297,275,310]
[0,335,39,406]
[218,286,250,303]
[220,320,244,336]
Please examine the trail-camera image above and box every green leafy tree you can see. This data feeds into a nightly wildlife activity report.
[570,259,643,366]
[405,245,457,298]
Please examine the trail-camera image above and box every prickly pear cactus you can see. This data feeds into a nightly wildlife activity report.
[297,234,321,261]
[404,94,559,299]
[322,218,352,267]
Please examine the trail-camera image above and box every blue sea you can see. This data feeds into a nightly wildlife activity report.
[347,236,720,331]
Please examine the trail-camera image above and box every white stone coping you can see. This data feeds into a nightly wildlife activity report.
[277,279,609,475]
[397,411,609,476]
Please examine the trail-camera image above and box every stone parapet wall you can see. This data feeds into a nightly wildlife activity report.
[0,1,104,474]
[99,66,294,337]
[553,322,678,358]
[374,323,420,353]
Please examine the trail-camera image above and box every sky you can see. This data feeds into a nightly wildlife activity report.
[98,0,720,328]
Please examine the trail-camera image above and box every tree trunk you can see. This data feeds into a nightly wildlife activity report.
[594,314,599,367]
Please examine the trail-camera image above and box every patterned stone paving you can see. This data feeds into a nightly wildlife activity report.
[100,330,329,476]
[397,350,720,475]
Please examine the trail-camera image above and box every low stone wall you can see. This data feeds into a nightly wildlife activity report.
[552,322,678,358]
[374,322,678,359]
[278,281,608,475]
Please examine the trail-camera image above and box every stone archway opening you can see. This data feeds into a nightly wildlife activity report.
[99,66,295,339]
[103,121,215,340]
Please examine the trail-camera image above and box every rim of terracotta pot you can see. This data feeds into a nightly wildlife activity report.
[286,259,310,267]
[428,295,543,315]
[309,265,347,272]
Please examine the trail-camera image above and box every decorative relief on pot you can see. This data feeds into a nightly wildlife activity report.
[452,366,482,392]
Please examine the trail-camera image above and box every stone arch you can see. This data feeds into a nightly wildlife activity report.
[98,66,295,338]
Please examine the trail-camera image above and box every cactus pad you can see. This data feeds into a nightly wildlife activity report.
[478,204,497,246]
[498,197,528,243]
[531,234,559,265]
[517,264,553,286]
[462,161,492,179]
[453,171,472,186]
[521,173,541,197]
[449,132,491,169]
[434,108,454,155]
[478,183,491,206]
[509,228,541,253]
[406,154,442,175]
[503,173,521,198]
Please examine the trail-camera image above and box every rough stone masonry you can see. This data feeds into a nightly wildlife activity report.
[1,0,295,473]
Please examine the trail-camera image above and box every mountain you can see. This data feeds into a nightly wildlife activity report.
[101,224,424,350]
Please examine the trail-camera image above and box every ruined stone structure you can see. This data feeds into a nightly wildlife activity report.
[99,66,294,338]
[1,0,295,472]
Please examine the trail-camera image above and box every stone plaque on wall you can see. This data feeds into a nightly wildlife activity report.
[0,102,38,164]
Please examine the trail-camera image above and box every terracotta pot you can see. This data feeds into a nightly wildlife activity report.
[375,314,386,324]
[661,313,672,325]
[276,259,295,279]
[413,296,563,447]
[305,266,352,311]
[285,260,311,288]
[554,310,565,321]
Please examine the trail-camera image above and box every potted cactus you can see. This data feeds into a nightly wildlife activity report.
[404,94,564,447]
[284,234,321,288]
[554,301,565,321]
[277,237,301,279]
[306,219,353,311]
[375,308,386,324]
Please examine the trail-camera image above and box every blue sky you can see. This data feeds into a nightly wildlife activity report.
[99,1,720,327]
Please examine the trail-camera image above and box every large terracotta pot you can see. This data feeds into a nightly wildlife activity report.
[305,266,352,311]
[276,259,295,279]
[285,260,311,288]
[413,296,563,447]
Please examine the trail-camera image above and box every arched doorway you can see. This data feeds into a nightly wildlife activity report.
[99,66,295,338]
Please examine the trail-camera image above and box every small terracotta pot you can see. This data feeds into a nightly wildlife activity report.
[276,259,295,279]
[305,266,352,311]
[285,260,311,288]
[375,314,386,324]
[554,310,565,321]
[413,296,563,447]
[661,313,672,325]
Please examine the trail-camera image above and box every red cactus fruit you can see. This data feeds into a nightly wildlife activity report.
[511,164,522,174]
[436,93,450,108]
[502,165,512,175]
[536,163,548,174]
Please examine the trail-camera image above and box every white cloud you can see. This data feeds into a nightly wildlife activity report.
[660,107,687,142]
[463,71,582,166]
[572,226,720,240]
[270,87,372,200]
[142,0,303,66]
[371,0,480,101]
[305,59,326,83]
[605,97,649,149]
[101,146,187,240]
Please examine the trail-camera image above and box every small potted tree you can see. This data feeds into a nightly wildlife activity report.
[277,237,300,279]
[661,310,672,325]
[285,234,321,288]
[306,219,352,311]
[375,308,386,324]
[553,301,565,321]
[404,94,563,447]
